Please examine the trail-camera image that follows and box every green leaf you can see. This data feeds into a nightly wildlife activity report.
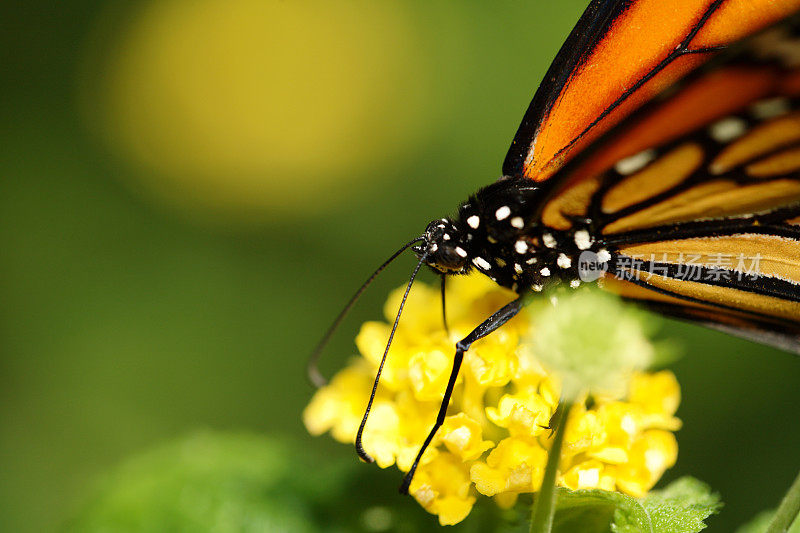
[631,477,723,533]
[550,477,721,533]
[552,488,648,533]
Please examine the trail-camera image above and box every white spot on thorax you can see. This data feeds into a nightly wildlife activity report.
[515,240,528,254]
[430,243,438,252]
[443,233,451,240]
[542,233,557,248]
[709,116,747,143]
[614,149,656,175]
[574,229,592,250]
[473,257,491,270]
[540,267,551,277]
[557,253,572,269]
[510,216,524,229]
[467,215,480,229]
[455,247,468,258]
[495,206,511,220]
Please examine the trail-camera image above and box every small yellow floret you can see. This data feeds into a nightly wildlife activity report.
[409,452,476,526]
[440,413,494,461]
[470,437,548,496]
[485,390,552,438]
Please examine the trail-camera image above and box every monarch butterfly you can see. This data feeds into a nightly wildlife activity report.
[310,0,800,494]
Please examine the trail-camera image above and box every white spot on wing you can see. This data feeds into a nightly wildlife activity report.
[542,233,556,248]
[455,247,468,258]
[751,97,791,120]
[540,267,551,277]
[709,117,747,143]
[515,240,528,254]
[495,206,511,220]
[597,249,611,263]
[514,263,523,274]
[570,279,581,288]
[467,215,480,229]
[557,253,571,269]
[614,149,656,175]
[510,216,524,229]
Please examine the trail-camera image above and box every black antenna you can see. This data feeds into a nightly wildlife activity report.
[355,253,428,462]
[307,237,425,388]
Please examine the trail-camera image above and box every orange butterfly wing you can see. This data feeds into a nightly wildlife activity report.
[542,16,800,351]
[503,0,800,182]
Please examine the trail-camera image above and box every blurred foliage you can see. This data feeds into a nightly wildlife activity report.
[63,431,528,533]
[63,432,720,533]
[1,0,799,532]
[65,433,320,532]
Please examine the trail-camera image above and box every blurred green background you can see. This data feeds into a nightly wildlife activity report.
[1,1,798,531]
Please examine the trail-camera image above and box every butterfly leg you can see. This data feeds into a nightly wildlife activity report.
[440,275,450,335]
[399,296,523,495]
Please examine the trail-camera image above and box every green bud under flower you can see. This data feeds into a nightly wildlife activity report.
[526,289,655,402]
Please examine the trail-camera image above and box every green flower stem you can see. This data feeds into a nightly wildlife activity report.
[531,399,572,533]
[766,467,800,533]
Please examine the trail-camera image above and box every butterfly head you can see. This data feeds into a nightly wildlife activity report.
[414,218,471,274]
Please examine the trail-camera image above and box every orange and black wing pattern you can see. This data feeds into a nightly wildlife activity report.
[504,0,800,182]
[523,5,800,351]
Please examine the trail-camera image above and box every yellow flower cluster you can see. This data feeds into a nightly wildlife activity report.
[304,275,681,525]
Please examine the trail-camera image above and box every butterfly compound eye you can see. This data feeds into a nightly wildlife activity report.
[420,219,468,273]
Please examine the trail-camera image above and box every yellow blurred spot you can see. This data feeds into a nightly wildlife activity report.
[89,0,430,221]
